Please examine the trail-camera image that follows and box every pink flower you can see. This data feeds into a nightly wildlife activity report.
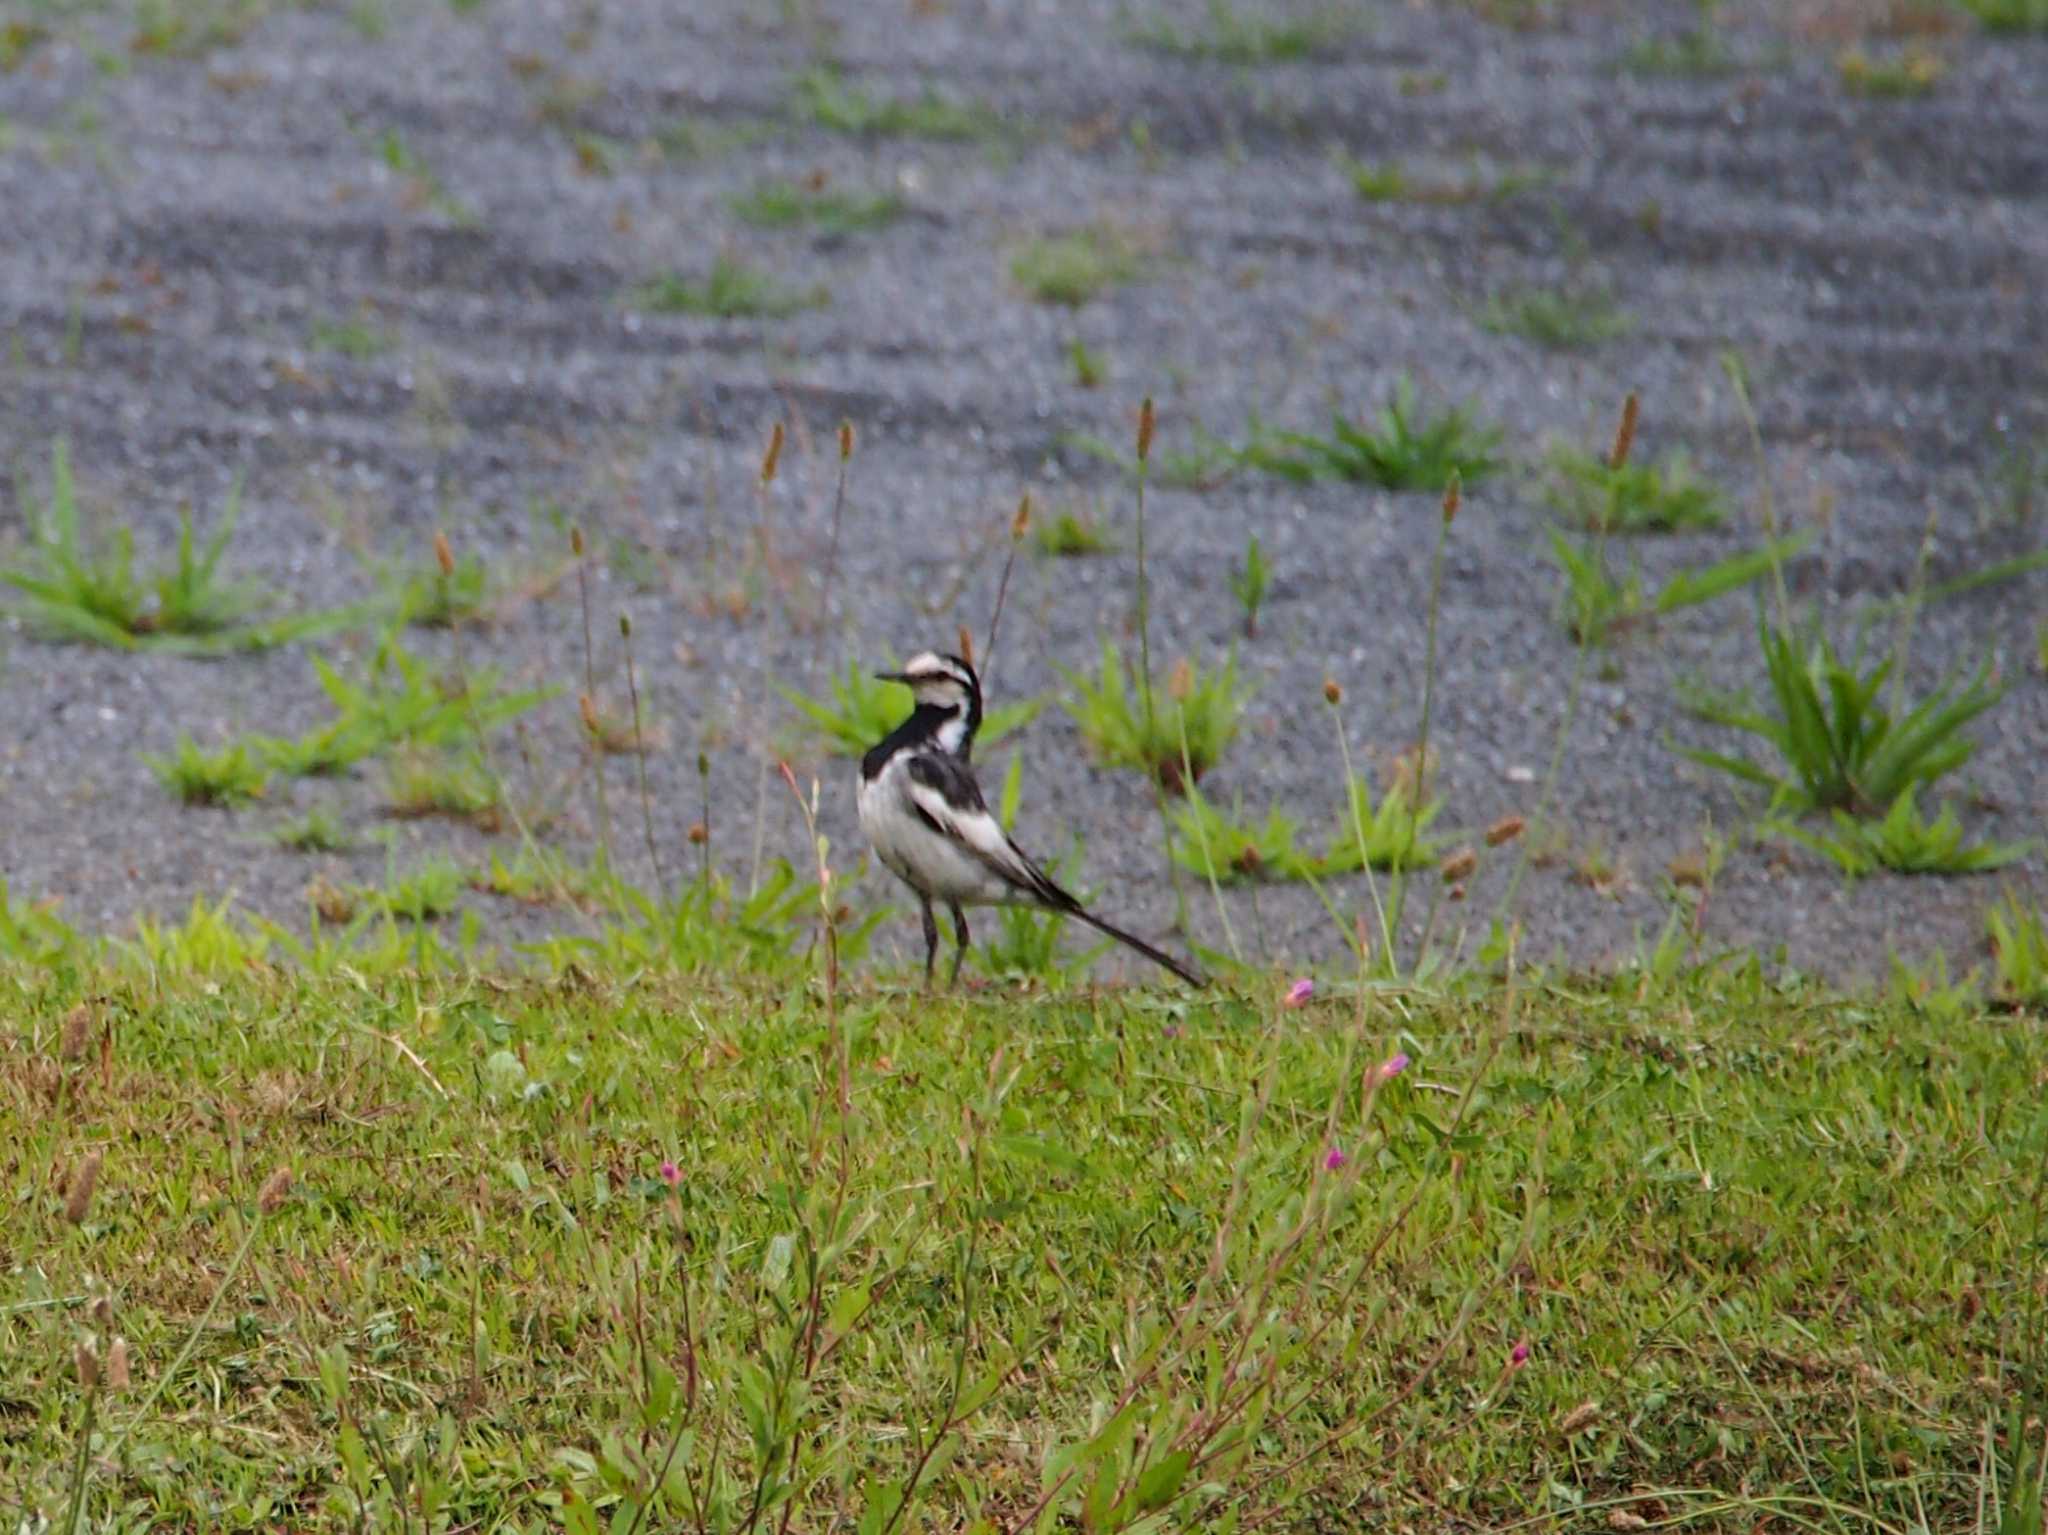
[1323,1145,1347,1171]
[1161,1024,1181,1039]
[1283,978,1314,1008]
[1377,1052,1410,1082]
[658,1161,681,1189]
[1509,1339,1531,1368]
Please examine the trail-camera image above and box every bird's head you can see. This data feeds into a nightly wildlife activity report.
[877,650,979,713]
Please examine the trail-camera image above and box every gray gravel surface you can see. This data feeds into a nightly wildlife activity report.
[1,0,2043,983]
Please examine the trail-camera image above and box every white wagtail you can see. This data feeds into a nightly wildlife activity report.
[857,649,1205,988]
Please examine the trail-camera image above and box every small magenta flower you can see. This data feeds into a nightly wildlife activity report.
[659,1161,681,1189]
[1377,1052,1411,1082]
[1323,1145,1347,1171]
[1509,1339,1531,1368]
[1284,978,1314,1008]
[1161,1024,1181,1040]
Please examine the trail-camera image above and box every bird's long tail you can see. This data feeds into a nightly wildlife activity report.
[1071,908,1206,987]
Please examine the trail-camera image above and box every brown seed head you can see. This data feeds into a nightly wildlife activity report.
[65,1149,102,1225]
[1167,657,1193,702]
[687,821,708,845]
[1485,814,1526,847]
[571,526,585,558]
[1441,470,1461,527]
[1558,1400,1600,1436]
[75,1341,99,1390]
[106,1335,130,1390]
[1440,847,1478,884]
[60,1003,92,1062]
[1323,677,1342,706]
[837,420,855,461]
[1609,391,1639,471]
[957,625,975,667]
[1011,492,1032,540]
[1136,396,1155,463]
[579,693,601,736]
[92,1296,113,1328]
[433,530,455,578]
[760,421,785,484]
[1447,881,1468,902]
[257,1166,292,1215]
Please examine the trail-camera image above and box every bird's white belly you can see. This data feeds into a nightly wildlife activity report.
[857,764,1021,907]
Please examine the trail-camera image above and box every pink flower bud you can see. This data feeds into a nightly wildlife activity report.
[1377,1052,1410,1082]
[1509,1340,1532,1368]
[659,1161,681,1189]
[1283,978,1314,1008]
[1323,1145,1347,1171]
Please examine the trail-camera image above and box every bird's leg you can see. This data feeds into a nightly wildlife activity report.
[920,896,939,991]
[947,902,971,990]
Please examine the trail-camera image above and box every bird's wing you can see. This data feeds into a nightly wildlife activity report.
[903,753,1075,910]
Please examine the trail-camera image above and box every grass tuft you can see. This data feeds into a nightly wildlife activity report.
[1257,378,1506,490]
[1545,442,1725,532]
[787,64,1008,140]
[629,256,824,318]
[1010,224,1146,306]
[1771,785,2034,879]
[1061,641,1248,793]
[1126,0,1354,62]
[145,735,271,807]
[729,178,906,235]
[1478,283,1632,350]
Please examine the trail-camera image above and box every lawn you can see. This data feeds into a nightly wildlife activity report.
[5,936,2045,1532]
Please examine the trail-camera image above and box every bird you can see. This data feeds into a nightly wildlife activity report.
[856,649,1205,989]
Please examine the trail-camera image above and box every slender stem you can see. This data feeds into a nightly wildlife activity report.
[621,616,664,893]
[62,1380,99,1535]
[1178,721,1241,967]
[1330,703,1394,974]
[573,531,613,859]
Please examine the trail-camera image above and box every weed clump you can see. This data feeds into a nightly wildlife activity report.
[1062,642,1248,793]
[146,736,270,807]
[1011,225,1147,307]
[629,256,823,318]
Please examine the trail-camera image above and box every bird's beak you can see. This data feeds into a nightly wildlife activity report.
[874,670,910,685]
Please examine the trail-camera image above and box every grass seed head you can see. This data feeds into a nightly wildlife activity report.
[1609,391,1640,471]
[75,1341,99,1389]
[433,530,455,577]
[687,821,708,844]
[761,420,785,484]
[60,1003,92,1062]
[571,526,585,558]
[838,420,854,460]
[1012,492,1032,540]
[1168,657,1193,701]
[1137,396,1155,463]
[65,1149,102,1224]
[619,613,631,639]
[1442,470,1461,526]
[957,624,975,666]
[579,693,601,737]
[93,1295,112,1327]
[1440,847,1478,883]
[1486,814,1526,847]
[1323,677,1342,705]
[106,1335,130,1390]
[258,1166,292,1214]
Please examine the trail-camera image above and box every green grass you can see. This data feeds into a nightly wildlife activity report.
[250,635,554,780]
[1962,0,2048,29]
[729,178,906,235]
[1682,620,2006,816]
[1545,442,1726,532]
[1837,44,1945,97]
[1478,284,1632,350]
[1011,225,1147,306]
[308,312,396,359]
[1256,378,1507,490]
[1549,530,1807,646]
[144,735,271,807]
[1034,505,1114,556]
[1171,772,1444,884]
[629,256,824,318]
[1770,785,2034,880]
[787,64,1009,141]
[1061,641,1248,793]
[4,948,2046,1532]
[2,441,367,654]
[1125,0,1354,62]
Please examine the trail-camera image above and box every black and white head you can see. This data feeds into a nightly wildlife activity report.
[877,650,982,757]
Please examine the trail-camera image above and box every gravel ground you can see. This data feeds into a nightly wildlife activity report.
[1,0,2043,983]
